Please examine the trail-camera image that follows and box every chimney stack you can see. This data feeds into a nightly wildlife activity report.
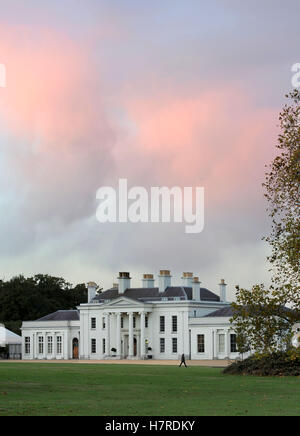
[219,279,227,302]
[192,277,201,301]
[118,272,131,294]
[158,270,171,293]
[182,272,193,287]
[142,274,155,288]
[87,282,98,303]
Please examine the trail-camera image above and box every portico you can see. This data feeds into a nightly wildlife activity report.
[102,302,152,360]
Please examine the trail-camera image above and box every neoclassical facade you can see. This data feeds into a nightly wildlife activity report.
[22,271,241,361]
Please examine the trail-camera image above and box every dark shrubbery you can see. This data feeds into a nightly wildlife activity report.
[0,275,88,335]
[223,349,300,376]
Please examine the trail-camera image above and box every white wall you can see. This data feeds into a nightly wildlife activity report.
[147,305,189,360]
[22,321,80,360]
[189,317,242,360]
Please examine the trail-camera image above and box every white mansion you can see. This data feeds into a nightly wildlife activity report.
[21,270,241,361]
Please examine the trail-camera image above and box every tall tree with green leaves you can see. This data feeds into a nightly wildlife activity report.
[231,90,300,354]
[264,89,300,307]
[0,274,88,334]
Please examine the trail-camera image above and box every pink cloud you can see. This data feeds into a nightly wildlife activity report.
[0,27,100,142]
[0,26,115,222]
[0,23,279,223]
[116,86,278,210]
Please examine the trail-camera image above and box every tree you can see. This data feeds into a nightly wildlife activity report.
[231,91,300,354]
[231,285,293,355]
[0,274,88,334]
[264,89,300,307]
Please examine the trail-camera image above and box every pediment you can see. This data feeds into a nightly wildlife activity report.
[103,296,149,308]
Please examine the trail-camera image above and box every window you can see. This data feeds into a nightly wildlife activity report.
[230,334,237,353]
[57,336,62,355]
[102,317,106,329]
[102,338,106,354]
[133,316,136,329]
[121,317,124,328]
[145,316,148,328]
[160,316,165,333]
[47,336,53,354]
[218,334,225,353]
[38,337,44,355]
[172,316,178,333]
[197,334,205,353]
[160,338,165,353]
[91,317,96,329]
[91,339,96,354]
[25,337,30,354]
[172,338,178,353]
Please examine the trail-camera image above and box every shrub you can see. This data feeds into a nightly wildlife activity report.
[223,349,300,376]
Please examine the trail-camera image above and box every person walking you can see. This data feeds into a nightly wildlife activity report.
[179,353,187,367]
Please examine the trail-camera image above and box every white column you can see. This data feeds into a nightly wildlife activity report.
[224,330,228,357]
[79,313,84,359]
[140,312,146,359]
[116,313,121,358]
[53,333,56,360]
[210,330,214,360]
[81,312,89,359]
[225,329,229,358]
[128,312,134,358]
[36,335,39,359]
[43,333,47,359]
[64,330,68,360]
[213,330,218,359]
[32,333,35,360]
[106,313,110,357]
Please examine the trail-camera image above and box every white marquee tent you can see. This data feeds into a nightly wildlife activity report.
[0,323,22,359]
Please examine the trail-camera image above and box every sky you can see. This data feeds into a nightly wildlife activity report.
[0,0,299,301]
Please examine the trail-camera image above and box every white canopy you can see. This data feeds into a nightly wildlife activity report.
[0,324,22,346]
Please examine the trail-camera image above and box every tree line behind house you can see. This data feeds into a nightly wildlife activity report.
[0,274,87,335]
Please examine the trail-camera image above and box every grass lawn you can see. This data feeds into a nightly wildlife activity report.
[0,362,300,416]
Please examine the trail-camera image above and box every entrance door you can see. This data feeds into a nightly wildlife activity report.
[72,338,79,359]
[133,337,137,357]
